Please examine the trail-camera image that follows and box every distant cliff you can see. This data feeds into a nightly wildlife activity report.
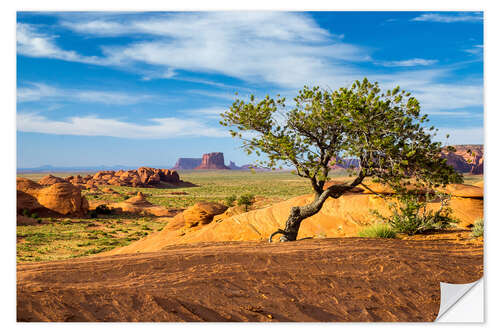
[173,158,202,170]
[195,152,230,170]
[442,144,483,175]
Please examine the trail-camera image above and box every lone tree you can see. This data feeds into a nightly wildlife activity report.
[220,78,462,242]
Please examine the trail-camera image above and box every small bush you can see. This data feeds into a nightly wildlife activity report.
[358,224,396,238]
[22,208,30,217]
[238,194,255,211]
[94,204,112,215]
[472,218,484,237]
[372,192,457,235]
[30,212,39,219]
[224,195,237,207]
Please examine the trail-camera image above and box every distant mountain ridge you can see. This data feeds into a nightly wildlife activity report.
[17,165,173,174]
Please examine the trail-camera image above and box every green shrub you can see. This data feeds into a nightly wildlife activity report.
[22,208,30,217]
[238,194,255,211]
[472,218,484,237]
[358,224,396,238]
[372,192,457,235]
[30,212,39,219]
[224,195,237,207]
[94,204,112,215]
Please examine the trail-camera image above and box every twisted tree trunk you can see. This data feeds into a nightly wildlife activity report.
[269,184,359,242]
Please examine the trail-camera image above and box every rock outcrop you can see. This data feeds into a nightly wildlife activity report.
[173,158,202,170]
[181,202,228,227]
[107,183,483,254]
[96,192,172,217]
[17,178,89,217]
[38,174,67,186]
[194,153,230,170]
[64,167,190,188]
[442,145,483,174]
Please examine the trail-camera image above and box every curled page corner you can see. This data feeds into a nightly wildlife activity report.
[435,278,483,322]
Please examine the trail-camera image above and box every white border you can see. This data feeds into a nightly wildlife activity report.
[3,1,498,332]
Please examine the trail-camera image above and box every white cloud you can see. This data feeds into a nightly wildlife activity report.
[465,44,483,55]
[412,13,483,23]
[17,83,151,105]
[432,127,483,145]
[380,58,438,67]
[58,12,369,88]
[17,113,228,139]
[17,23,100,64]
[374,69,483,111]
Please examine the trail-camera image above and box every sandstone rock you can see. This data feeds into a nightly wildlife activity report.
[107,187,483,255]
[17,177,88,217]
[442,145,483,174]
[183,202,228,227]
[194,152,230,170]
[108,192,171,217]
[38,174,67,186]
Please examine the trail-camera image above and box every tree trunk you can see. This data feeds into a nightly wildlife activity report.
[268,183,361,242]
[269,194,330,242]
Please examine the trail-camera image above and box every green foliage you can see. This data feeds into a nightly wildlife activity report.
[22,208,30,217]
[30,212,39,219]
[372,191,457,235]
[237,194,255,211]
[220,78,462,195]
[225,194,237,207]
[358,224,396,238]
[472,218,484,237]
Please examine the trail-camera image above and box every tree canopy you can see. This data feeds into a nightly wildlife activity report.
[221,78,461,193]
[220,78,462,241]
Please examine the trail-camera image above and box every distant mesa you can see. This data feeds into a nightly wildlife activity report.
[173,158,202,170]
[173,152,270,171]
[195,152,230,170]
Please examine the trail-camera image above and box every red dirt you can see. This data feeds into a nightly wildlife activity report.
[17,237,482,322]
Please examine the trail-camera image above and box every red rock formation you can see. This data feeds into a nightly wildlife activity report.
[63,167,187,188]
[442,145,483,174]
[38,174,67,186]
[17,177,88,217]
[194,152,230,170]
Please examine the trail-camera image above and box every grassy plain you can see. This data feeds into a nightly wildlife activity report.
[16,170,483,263]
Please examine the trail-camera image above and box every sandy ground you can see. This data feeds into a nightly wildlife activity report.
[17,237,483,322]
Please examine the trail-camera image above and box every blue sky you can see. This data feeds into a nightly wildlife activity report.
[16,11,483,168]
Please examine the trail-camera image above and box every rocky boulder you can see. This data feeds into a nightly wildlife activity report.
[63,167,187,188]
[183,202,228,227]
[38,174,67,186]
[17,177,88,217]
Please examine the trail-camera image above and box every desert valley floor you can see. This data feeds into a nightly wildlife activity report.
[16,170,484,322]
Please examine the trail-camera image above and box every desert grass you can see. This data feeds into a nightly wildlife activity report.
[358,224,396,238]
[471,218,484,238]
[17,215,168,262]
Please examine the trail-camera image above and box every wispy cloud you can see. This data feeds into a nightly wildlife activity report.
[412,13,482,23]
[17,82,152,105]
[17,23,101,64]
[17,113,228,139]
[380,58,438,67]
[53,12,371,88]
[464,44,483,56]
